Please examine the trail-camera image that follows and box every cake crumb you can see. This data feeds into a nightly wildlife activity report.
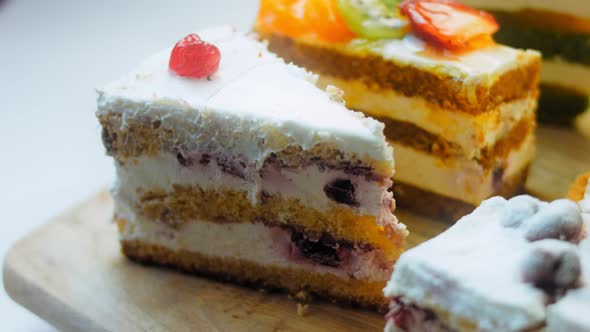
[325,85,345,104]
[297,303,309,317]
[289,290,312,302]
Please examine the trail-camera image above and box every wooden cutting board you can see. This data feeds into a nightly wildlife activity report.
[3,126,590,332]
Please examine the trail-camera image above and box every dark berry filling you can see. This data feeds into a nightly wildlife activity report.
[324,179,359,207]
[199,153,211,165]
[386,298,453,332]
[175,151,193,167]
[215,155,248,179]
[282,225,371,268]
[492,166,505,192]
[290,230,346,267]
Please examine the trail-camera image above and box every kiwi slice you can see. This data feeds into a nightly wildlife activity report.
[338,0,408,39]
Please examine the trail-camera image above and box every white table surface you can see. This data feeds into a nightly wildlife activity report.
[0,0,257,330]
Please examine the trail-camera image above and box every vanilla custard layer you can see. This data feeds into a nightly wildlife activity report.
[117,211,393,283]
[393,133,535,205]
[317,75,536,159]
[541,59,590,94]
[114,153,392,218]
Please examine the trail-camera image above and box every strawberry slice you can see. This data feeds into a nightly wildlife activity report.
[399,0,499,51]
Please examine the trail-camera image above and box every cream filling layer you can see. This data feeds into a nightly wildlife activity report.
[541,59,590,94]
[117,207,392,282]
[392,133,535,205]
[113,153,391,217]
[316,75,535,159]
[460,0,590,20]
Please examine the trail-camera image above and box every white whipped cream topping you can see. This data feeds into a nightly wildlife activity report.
[384,197,551,331]
[366,34,539,81]
[97,26,393,164]
[461,0,590,20]
[546,239,590,331]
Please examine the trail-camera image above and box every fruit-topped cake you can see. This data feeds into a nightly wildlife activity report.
[96,26,408,309]
[384,195,586,331]
[460,0,590,126]
[255,0,541,221]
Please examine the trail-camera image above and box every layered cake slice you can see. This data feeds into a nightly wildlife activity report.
[255,0,541,220]
[384,195,585,331]
[97,26,407,308]
[461,0,590,126]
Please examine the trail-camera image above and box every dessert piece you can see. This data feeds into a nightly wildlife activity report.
[460,0,590,125]
[96,26,407,308]
[255,0,541,220]
[384,195,585,331]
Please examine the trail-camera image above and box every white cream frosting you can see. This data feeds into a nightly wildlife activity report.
[546,239,590,332]
[541,59,590,94]
[317,75,536,158]
[385,196,587,331]
[113,153,391,216]
[117,206,392,282]
[97,26,393,166]
[384,197,549,331]
[461,0,590,20]
[346,34,539,83]
[393,132,535,205]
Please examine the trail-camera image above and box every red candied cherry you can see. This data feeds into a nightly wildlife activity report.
[169,33,220,79]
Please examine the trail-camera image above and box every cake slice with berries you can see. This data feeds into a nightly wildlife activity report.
[96,26,407,308]
[255,0,541,221]
[384,195,585,331]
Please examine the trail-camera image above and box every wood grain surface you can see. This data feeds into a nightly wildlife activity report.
[3,126,590,332]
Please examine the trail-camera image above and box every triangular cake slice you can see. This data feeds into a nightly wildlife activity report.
[384,195,586,331]
[97,26,407,308]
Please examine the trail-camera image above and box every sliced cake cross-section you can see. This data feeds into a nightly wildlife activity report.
[255,0,541,221]
[96,26,407,308]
